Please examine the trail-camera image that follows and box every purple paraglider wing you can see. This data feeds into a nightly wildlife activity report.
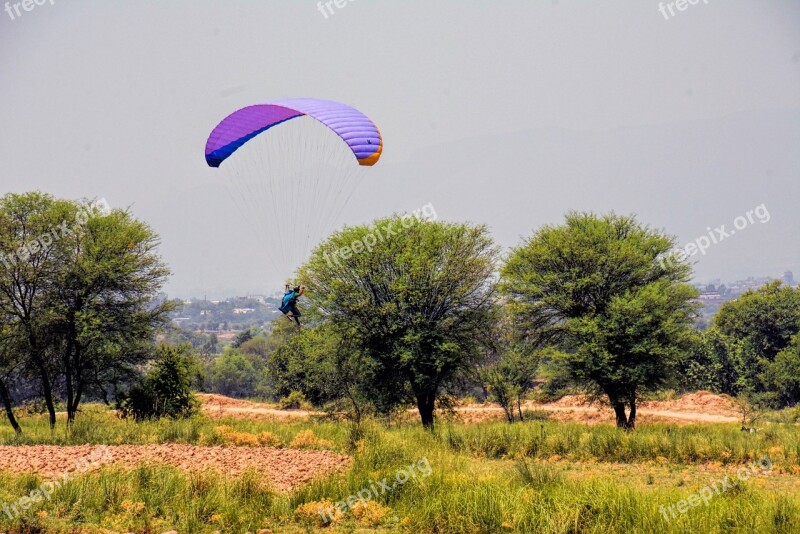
[205,98,382,168]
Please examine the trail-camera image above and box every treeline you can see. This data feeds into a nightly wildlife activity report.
[1,192,798,432]
[681,281,800,406]
[202,212,799,430]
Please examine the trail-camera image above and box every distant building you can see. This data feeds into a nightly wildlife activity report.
[784,271,795,287]
[233,308,255,315]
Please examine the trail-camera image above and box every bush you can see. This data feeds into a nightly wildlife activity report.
[279,390,310,410]
[290,429,334,449]
[118,343,198,421]
[351,500,391,527]
[480,351,538,423]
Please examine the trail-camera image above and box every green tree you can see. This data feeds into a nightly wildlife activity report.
[480,314,539,423]
[0,192,73,428]
[268,321,368,416]
[210,350,268,398]
[118,343,198,421]
[232,329,254,348]
[481,351,538,423]
[48,201,172,424]
[201,333,219,355]
[300,216,498,429]
[0,193,172,428]
[501,212,697,429]
[763,333,800,407]
[239,334,276,360]
[711,282,800,400]
[714,282,800,361]
[678,328,740,395]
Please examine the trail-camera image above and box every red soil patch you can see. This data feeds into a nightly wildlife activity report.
[0,444,350,492]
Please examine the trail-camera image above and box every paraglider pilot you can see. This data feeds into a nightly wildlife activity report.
[280,284,305,326]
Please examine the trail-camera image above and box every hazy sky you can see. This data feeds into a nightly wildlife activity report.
[2,1,798,298]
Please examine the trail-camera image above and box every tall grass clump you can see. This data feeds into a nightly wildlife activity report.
[446,420,800,469]
[0,466,290,534]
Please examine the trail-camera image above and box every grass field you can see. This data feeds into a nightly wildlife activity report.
[0,404,798,533]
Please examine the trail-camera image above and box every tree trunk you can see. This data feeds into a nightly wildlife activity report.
[65,317,83,426]
[0,379,21,435]
[503,406,514,423]
[27,332,56,430]
[67,352,85,425]
[40,370,57,430]
[628,397,636,430]
[612,401,628,428]
[517,398,524,422]
[346,388,362,424]
[611,398,635,430]
[98,383,110,406]
[64,345,74,426]
[415,390,436,430]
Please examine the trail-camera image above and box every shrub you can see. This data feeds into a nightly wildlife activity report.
[118,343,198,421]
[257,431,284,448]
[351,500,391,527]
[213,425,260,446]
[279,390,310,410]
[295,499,341,526]
[290,429,334,449]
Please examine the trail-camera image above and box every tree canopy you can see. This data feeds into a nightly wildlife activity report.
[299,215,498,428]
[501,212,698,428]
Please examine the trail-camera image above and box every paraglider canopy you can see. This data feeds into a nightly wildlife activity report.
[205,98,383,168]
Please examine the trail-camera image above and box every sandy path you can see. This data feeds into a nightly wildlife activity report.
[0,444,350,491]
[197,392,740,425]
[454,404,738,423]
[217,405,738,423]
[201,401,740,424]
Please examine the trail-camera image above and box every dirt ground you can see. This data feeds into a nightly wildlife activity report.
[0,392,743,494]
[0,444,349,491]
[197,393,313,420]
[198,391,742,425]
